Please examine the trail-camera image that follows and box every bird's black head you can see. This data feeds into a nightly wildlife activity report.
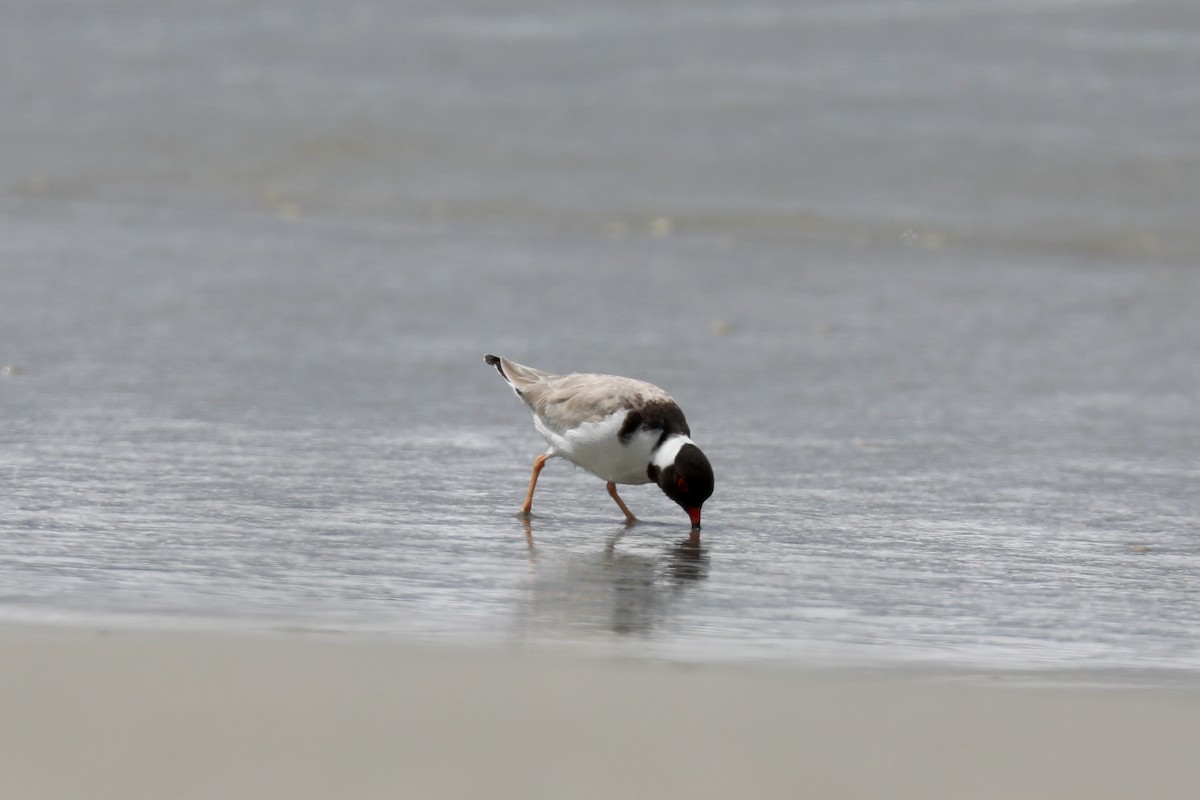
[649,443,714,529]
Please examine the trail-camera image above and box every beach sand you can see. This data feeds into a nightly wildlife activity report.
[2,626,1197,800]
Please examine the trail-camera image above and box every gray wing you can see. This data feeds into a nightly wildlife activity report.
[486,354,681,436]
[528,373,675,435]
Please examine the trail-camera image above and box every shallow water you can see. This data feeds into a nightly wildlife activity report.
[2,0,1199,675]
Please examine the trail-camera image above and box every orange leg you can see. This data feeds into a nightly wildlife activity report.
[606,482,638,524]
[520,453,550,515]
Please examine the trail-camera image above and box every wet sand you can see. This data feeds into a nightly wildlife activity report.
[2,626,1197,800]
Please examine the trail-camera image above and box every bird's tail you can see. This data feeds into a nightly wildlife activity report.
[483,354,550,395]
[484,354,510,385]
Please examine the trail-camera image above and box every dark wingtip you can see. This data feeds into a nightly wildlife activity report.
[484,354,507,380]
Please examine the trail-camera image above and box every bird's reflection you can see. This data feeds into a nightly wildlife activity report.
[518,517,709,639]
[665,535,708,583]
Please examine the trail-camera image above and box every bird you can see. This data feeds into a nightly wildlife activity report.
[484,354,714,529]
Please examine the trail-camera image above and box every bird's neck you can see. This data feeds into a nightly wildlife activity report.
[651,434,693,470]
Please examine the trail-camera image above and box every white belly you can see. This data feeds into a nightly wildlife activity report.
[533,411,657,485]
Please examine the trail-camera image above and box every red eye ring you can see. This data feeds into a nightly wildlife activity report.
[677,477,689,493]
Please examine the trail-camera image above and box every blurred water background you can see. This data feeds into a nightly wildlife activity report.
[2,0,1198,676]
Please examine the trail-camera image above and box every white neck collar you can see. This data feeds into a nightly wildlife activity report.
[651,434,693,469]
